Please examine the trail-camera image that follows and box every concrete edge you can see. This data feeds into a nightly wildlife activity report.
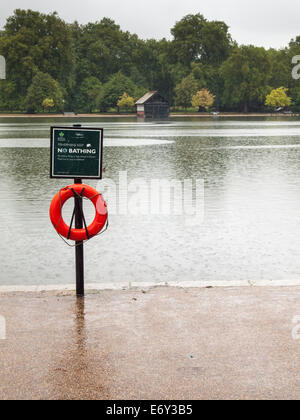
[1,279,300,293]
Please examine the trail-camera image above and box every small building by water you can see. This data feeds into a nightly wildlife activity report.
[135,91,169,118]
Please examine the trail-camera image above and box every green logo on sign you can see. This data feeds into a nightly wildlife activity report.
[59,132,65,137]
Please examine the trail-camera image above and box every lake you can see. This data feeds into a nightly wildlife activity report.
[1,116,300,288]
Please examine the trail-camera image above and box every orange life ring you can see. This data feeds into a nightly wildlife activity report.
[49,184,108,241]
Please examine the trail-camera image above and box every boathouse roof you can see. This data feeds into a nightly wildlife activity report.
[135,91,158,105]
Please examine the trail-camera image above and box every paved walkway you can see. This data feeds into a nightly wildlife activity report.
[0,286,299,400]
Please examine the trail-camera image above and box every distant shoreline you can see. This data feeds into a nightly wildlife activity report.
[0,112,299,118]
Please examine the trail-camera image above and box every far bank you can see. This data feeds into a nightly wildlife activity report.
[0,112,299,119]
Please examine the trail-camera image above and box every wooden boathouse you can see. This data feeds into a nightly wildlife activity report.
[135,91,169,118]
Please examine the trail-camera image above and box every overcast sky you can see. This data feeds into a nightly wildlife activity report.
[1,0,299,49]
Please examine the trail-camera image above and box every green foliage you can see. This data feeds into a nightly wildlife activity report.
[75,18,128,83]
[265,87,291,108]
[98,72,143,111]
[174,74,198,108]
[25,72,63,112]
[0,9,300,113]
[267,48,291,90]
[171,14,233,66]
[220,46,271,112]
[0,9,74,109]
[171,14,207,65]
[75,76,102,112]
[201,21,233,65]
[191,62,223,108]
[0,79,17,110]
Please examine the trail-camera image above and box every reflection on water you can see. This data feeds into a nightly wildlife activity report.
[75,298,86,353]
[49,297,110,399]
[1,116,300,286]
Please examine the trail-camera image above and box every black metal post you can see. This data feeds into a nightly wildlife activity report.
[74,177,84,296]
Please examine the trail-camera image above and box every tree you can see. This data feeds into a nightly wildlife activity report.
[42,98,54,112]
[191,88,215,111]
[265,87,291,109]
[220,46,271,112]
[191,62,223,109]
[129,38,163,91]
[25,72,64,112]
[170,14,233,66]
[267,48,291,91]
[174,74,198,108]
[0,79,17,111]
[74,18,146,86]
[171,14,207,65]
[98,71,142,111]
[117,92,135,112]
[0,9,75,110]
[201,21,233,65]
[1,8,300,114]
[76,76,102,112]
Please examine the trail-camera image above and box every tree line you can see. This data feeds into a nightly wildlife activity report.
[0,9,300,113]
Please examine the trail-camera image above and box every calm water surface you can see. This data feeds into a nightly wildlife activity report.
[1,116,300,286]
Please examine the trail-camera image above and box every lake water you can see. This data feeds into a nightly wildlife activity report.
[1,116,300,288]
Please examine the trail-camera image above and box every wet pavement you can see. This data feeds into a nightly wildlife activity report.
[0,286,299,400]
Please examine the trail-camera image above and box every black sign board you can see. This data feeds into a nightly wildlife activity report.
[50,126,103,179]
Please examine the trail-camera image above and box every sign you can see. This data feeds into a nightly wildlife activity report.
[50,126,103,179]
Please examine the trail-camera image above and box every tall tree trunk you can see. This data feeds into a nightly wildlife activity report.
[244,102,248,113]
